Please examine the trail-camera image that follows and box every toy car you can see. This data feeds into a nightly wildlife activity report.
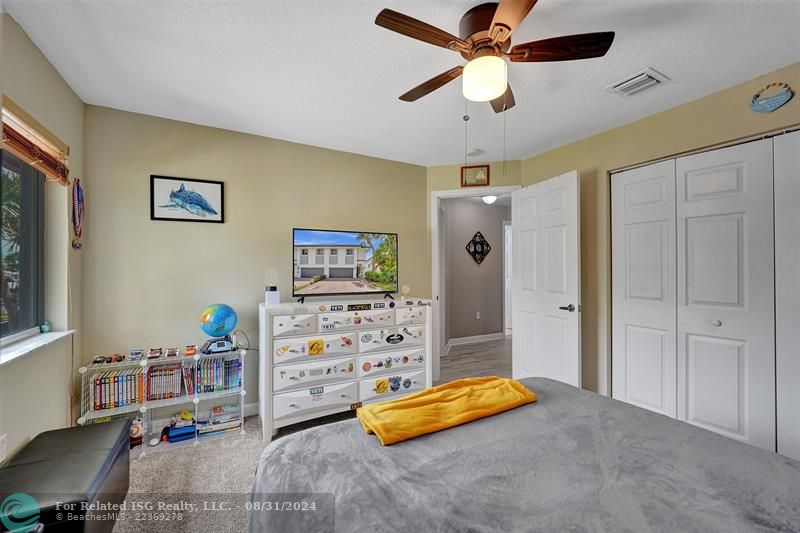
[147,347,163,359]
[183,345,197,356]
[129,348,144,361]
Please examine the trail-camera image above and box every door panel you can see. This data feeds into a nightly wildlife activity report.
[676,139,775,451]
[512,171,581,386]
[775,130,800,461]
[612,160,677,416]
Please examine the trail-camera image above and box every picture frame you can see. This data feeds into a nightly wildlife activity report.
[461,164,490,187]
[150,175,224,223]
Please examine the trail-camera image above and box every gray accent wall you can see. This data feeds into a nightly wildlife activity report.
[443,198,510,343]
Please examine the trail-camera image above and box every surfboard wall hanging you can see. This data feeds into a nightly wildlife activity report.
[750,82,794,113]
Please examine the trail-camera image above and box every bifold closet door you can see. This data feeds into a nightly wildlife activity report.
[775,130,800,461]
[611,160,677,416]
[676,139,775,450]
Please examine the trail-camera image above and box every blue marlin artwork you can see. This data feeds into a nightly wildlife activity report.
[159,183,218,217]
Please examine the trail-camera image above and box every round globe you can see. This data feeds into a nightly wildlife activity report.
[199,304,238,337]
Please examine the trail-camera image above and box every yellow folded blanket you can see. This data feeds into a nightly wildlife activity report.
[356,376,537,446]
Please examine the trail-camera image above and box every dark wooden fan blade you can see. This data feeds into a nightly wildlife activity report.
[399,66,464,102]
[489,0,538,43]
[509,32,615,62]
[376,9,468,51]
[490,85,516,113]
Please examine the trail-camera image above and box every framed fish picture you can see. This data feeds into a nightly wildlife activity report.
[150,175,224,223]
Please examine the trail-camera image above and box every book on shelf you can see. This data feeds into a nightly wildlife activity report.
[146,364,183,401]
[194,357,242,394]
[91,367,144,411]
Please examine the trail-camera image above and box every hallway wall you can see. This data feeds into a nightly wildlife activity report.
[443,198,510,343]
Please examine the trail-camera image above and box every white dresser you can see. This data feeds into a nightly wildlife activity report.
[258,298,432,440]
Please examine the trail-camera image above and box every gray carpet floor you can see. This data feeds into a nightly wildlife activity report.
[114,413,355,533]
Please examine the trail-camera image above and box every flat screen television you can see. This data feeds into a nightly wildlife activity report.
[293,228,398,297]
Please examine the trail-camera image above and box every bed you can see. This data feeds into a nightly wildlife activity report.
[250,377,800,532]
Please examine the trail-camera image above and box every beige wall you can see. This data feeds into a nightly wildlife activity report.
[0,13,84,456]
[443,198,510,342]
[522,61,800,395]
[82,105,427,407]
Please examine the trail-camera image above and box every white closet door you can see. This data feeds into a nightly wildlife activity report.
[676,139,775,450]
[512,171,581,386]
[611,160,677,416]
[775,130,800,461]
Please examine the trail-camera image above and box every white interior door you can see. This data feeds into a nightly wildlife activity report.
[774,130,800,461]
[676,139,775,450]
[611,160,677,417]
[512,171,581,386]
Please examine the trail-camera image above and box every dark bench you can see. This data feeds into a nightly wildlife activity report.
[0,419,130,533]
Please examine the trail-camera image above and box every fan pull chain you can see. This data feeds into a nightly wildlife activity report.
[503,92,507,177]
[463,99,470,167]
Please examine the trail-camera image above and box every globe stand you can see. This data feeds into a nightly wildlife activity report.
[199,334,234,355]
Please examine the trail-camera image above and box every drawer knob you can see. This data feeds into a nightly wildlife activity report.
[289,403,299,408]
[289,376,299,380]
[711,320,722,327]
[340,394,348,398]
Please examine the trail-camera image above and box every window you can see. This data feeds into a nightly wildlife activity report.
[300,249,308,256]
[329,249,338,255]
[1,150,45,340]
[316,249,325,256]
[346,249,354,256]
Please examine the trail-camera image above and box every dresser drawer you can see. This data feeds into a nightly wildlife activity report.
[273,381,358,421]
[395,306,426,326]
[273,314,317,338]
[273,332,357,364]
[318,309,395,332]
[358,348,425,378]
[359,368,426,403]
[358,325,426,354]
[273,356,356,393]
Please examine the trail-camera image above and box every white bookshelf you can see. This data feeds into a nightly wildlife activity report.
[77,349,246,457]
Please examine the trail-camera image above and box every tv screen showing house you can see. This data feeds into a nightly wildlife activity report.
[293,229,398,296]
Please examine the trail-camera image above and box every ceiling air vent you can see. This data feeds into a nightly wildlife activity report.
[607,67,670,98]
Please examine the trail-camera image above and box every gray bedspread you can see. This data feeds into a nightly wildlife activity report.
[250,378,800,532]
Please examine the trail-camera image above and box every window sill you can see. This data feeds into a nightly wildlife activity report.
[0,330,75,368]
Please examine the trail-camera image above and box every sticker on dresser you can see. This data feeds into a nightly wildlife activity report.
[360,368,426,403]
[395,306,426,326]
[358,325,426,353]
[273,356,357,393]
[273,332,357,364]
[273,314,317,337]
[318,309,395,332]
[273,381,358,421]
[358,348,425,377]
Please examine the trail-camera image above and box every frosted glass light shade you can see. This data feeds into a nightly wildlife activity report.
[462,56,507,102]
[482,195,498,205]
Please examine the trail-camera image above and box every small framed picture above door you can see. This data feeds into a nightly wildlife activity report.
[461,165,490,187]
[150,175,224,223]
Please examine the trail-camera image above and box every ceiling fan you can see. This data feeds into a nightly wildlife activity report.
[375,1,615,112]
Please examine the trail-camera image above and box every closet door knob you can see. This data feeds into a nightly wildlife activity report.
[711,320,722,327]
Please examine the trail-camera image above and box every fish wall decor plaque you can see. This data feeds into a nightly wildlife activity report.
[150,175,224,223]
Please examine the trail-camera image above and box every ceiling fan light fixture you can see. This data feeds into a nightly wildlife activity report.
[482,195,498,205]
[462,56,507,102]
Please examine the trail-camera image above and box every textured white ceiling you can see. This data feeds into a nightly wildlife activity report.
[6,0,800,166]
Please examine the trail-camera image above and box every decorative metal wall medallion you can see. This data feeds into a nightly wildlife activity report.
[466,231,492,264]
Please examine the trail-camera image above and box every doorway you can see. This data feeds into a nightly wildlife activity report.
[431,185,520,382]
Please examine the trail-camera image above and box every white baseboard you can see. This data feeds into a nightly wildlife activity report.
[244,402,259,418]
[445,332,505,354]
